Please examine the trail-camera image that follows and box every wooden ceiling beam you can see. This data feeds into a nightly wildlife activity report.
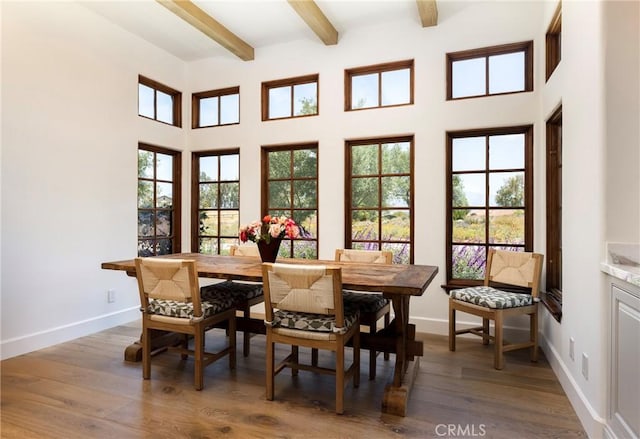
[156,0,254,61]
[416,0,438,27]
[287,0,338,46]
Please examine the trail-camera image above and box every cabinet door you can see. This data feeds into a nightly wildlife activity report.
[610,284,640,439]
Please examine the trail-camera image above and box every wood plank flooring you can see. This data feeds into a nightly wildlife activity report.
[1,321,587,438]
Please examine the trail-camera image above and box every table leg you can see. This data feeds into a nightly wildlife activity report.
[381,295,422,417]
[124,329,184,362]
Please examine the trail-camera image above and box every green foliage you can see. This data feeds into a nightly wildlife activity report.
[452,175,469,220]
[495,174,524,207]
[298,97,317,115]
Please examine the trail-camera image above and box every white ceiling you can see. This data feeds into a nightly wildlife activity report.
[79,0,426,61]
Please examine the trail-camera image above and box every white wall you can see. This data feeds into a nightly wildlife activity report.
[1,1,187,358]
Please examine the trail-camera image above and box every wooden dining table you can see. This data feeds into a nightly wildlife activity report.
[101,253,438,416]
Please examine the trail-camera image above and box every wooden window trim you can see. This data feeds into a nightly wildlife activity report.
[545,3,562,81]
[444,125,533,290]
[138,75,182,127]
[261,74,319,121]
[191,148,240,254]
[192,86,240,129]
[344,59,414,111]
[138,142,182,255]
[446,41,533,101]
[345,135,415,264]
[260,143,319,258]
[543,106,562,322]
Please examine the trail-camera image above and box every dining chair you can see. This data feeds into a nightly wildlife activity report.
[134,257,236,390]
[449,249,544,369]
[335,248,393,380]
[262,263,360,415]
[200,244,264,357]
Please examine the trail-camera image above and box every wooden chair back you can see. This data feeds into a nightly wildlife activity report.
[335,249,392,264]
[485,249,543,298]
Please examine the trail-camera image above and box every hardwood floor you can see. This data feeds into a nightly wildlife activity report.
[1,321,586,438]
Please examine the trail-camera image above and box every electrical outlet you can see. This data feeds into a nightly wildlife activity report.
[581,353,589,380]
[569,337,575,361]
[107,289,116,303]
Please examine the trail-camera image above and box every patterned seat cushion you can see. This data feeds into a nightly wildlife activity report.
[201,280,263,305]
[147,295,234,319]
[450,286,535,309]
[343,291,388,314]
[270,308,359,334]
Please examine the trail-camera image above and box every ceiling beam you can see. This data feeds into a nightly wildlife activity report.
[156,0,254,61]
[416,0,438,27]
[287,0,338,46]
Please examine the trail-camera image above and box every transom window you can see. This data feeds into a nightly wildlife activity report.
[192,150,240,255]
[261,144,318,258]
[345,60,414,111]
[446,126,533,286]
[345,136,414,264]
[137,143,181,256]
[261,74,318,121]
[192,87,240,128]
[138,75,182,127]
[546,4,562,81]
[447,41,533,100]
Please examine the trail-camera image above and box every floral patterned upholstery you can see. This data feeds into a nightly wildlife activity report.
[147,295,235,319]
[342,291,388,314]
[268,308,360,334]
[450,286,536,309]
[200,280,263,304]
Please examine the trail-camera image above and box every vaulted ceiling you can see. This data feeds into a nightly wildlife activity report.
[80,0,437,62]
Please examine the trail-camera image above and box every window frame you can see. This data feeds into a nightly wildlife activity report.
[445,125,533,289]
[137,143,182,256]
[261,142,319,258]
[543,106,563,321]
[138,75,182,127]
[345,135,415,264]
[191,148,241,255]
[446,41,533,101]
[344,59,415,111]
[545,3,562,81]
[192,86,240,129]
[261,74,319,121]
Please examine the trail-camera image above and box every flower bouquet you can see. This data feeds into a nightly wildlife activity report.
[239,215,300,262]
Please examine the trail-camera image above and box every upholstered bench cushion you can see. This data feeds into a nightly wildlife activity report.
[450,286,535,309]
[201,280,263,304]
[343,291,388,314]
[147,295,234,319]
[270,308,359,334]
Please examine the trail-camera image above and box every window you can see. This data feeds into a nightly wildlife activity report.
[446,126,533,287]
[138,144,181,256]
[346,136,414,264]
[192,87,240,128]
[192,150,240,255]
[261,74,318,121]
[261,144,318,258]
[446,41,533,100]
[546,4,562,81]
[138,75,182,127]
[544,107,563,320]
[345,60,414,111]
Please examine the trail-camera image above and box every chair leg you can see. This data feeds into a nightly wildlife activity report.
[311,348,318,367]
[266,334,274,401]
[336,343,345,415]
[353,330,360,389]
[482,318,490,345]
[181,334,189,360]
[243,308,251,357]
[142,325,151,380]
[448,303,456,352]
[369,321,376,380]
[494,313,504,370]
[291,345,299,377]
[530,311,539,362]
[228,314,236,370]
[194,328,204,390]
[383,311,390,361]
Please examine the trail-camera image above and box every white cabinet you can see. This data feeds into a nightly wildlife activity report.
[609,282,640,439]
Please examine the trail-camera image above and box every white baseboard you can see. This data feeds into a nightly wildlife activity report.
[1,306,140,360]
